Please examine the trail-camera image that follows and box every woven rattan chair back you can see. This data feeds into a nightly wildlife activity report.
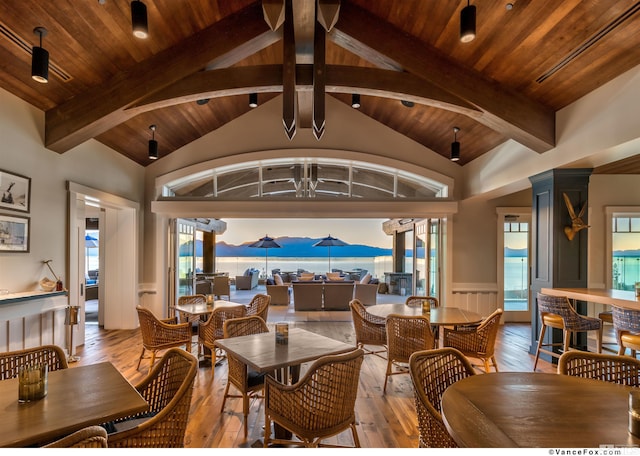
[135,306,192,370]
[263,348,365,448]
[384,314,434,393]
[612,305,640,357]
[442,308,503,372]
[558,350,640,385]
[246,293,271,323]
[349,299,387,358]
[175,294,206,324]
[198,305,246,372]
[221,315,270,437]
[409,348,476,448]
[405,296,439,309]
[533,293,602,371]
[0,345,68,381]
[44,426,108,448]
[107,348,198,448]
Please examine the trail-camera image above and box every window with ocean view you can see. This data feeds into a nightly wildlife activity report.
[504,221,528,312]
[612,216,640,290]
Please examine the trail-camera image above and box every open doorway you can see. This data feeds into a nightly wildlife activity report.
[85,217,100,326]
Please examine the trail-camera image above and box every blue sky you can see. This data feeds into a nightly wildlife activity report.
[216,218,392,248]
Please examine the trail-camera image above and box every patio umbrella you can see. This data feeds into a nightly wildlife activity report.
[249,235,281,276]
[313,234,348,271]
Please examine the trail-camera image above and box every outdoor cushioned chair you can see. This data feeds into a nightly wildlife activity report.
[213,276,231,300]
[354,282,377,306]
[443,308,504,373]
[197,304,246,374]
[263,348,364,448]
[266,284,290,305]
[221,315,270,438]
[558,350,640,386]
[409,348,476,448]
[384,314,435,393]
[0,344,68,381]
[107,348,198,448]
[135,306,192,370]
[533,293,602,371]
[43,426,108,448]
[293,282,324,310]
[323,282,355,310]
[349,299,387,358]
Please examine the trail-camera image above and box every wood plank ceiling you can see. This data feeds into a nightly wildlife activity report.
[0,0,639,171]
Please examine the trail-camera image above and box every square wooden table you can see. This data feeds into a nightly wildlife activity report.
[0,362,148,448]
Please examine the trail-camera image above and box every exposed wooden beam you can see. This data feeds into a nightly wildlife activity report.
[282,0,296,139]
[317,0,341,32]
[129,65,481,117]
[262,0,285,31]
[45,2,277,153]
[313,18,326,140]
[332,2,555,153]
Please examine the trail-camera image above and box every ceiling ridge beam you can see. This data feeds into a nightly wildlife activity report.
[128,65,481,117]
[332,1,555,153]
[45,2,278,153]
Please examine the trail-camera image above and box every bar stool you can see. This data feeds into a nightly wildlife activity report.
[533,293,602,371]
[612,306,640,357]
[597,310,618,353]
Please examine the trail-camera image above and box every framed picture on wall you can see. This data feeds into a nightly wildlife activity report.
[0,214,30,252]
[0,169,31,213]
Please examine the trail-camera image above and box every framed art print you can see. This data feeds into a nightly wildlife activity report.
[0,169,31,213]
[0,214,30,252]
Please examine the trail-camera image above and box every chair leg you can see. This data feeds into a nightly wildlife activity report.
[533,324,547,371]
[596,326,603,353]
[263,416,271,447]
[243,393,249,438]
[136,347,145,370]
[383,359,393,393]
[350,422,361,448]
[563,329,571,353]
[483,358,491,373]
[149,350,156,370]
[220,382,231,413]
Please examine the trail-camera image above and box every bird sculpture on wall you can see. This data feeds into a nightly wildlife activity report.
[563,192,589,241]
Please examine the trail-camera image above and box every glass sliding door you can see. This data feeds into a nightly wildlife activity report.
[498,210,531,322]
[176,220,196,299]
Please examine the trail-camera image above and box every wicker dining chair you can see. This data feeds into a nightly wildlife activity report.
[405,295,439,309]
[409,348,476,448]
[135,306,192,370]
[107,348,198,448]
[558,350,640,386]
[221,315,270,438]
[43,426,108,448]
[175,294,207,326]
[533,293,602,371]
[612,305,640,357]
[0,344,68,381]
[442,308,504,373]
[246,293,271,323]
[384,314,435,393]
[197,304,246,373]
[263,348,365,448]
[349,299,387,359]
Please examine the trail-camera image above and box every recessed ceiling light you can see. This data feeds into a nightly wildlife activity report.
[401,100,414,108]
[196,98,210,105]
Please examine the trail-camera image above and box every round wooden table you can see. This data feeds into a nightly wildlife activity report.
[367,304,483,327]
[441,372,640,448]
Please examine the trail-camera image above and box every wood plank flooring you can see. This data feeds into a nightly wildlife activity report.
[75,307,564,448]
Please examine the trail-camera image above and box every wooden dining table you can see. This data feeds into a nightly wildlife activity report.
[174,299,246,318]
[367,304,483,327]
[441,372,640,448]
[0,362,148,447]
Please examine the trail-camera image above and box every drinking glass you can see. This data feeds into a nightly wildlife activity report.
[18,363,48,402]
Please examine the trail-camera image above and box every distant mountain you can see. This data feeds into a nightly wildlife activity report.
[215,236,392,258]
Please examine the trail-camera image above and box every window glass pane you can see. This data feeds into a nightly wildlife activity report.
[631,218,640,232]
[612,216,640,290]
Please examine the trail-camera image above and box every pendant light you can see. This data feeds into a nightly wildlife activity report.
[249,93,258,108]
[450,127,461,162]
[351,94,361,109]
[31,27,49,83]
[460,1,476,43]
[131,0,149,39]
[148,124,158,160]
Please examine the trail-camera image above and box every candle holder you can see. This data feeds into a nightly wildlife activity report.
[630,391,640,437]
[275,322,289,345]
[18,363,48,402]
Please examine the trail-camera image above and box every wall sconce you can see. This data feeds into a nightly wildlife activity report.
[249,93,258,108]
[460,0,476,43]
[351,94,361,109]
[450,127,461,162]
[148,124,158,160]
[31,27,49,83]
[131,0,149,39]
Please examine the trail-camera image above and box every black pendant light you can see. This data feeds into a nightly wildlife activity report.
[31,27,49,84]
[148,124,158,160]
[249,93,258,108]
[450,127,461,162]
[131,0,149,39]
[351,94,361,109]
[460,1,476,43]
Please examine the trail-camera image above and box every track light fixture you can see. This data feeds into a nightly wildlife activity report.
[249,93,258,108]
[460,0,476,43]
[148,124,158,160]
[450,127,461,162]
[31,27,49,83]
[131,0,149,39]
[351,94,361,109]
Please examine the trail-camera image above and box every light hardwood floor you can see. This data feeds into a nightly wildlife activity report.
[76,298,572,448]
